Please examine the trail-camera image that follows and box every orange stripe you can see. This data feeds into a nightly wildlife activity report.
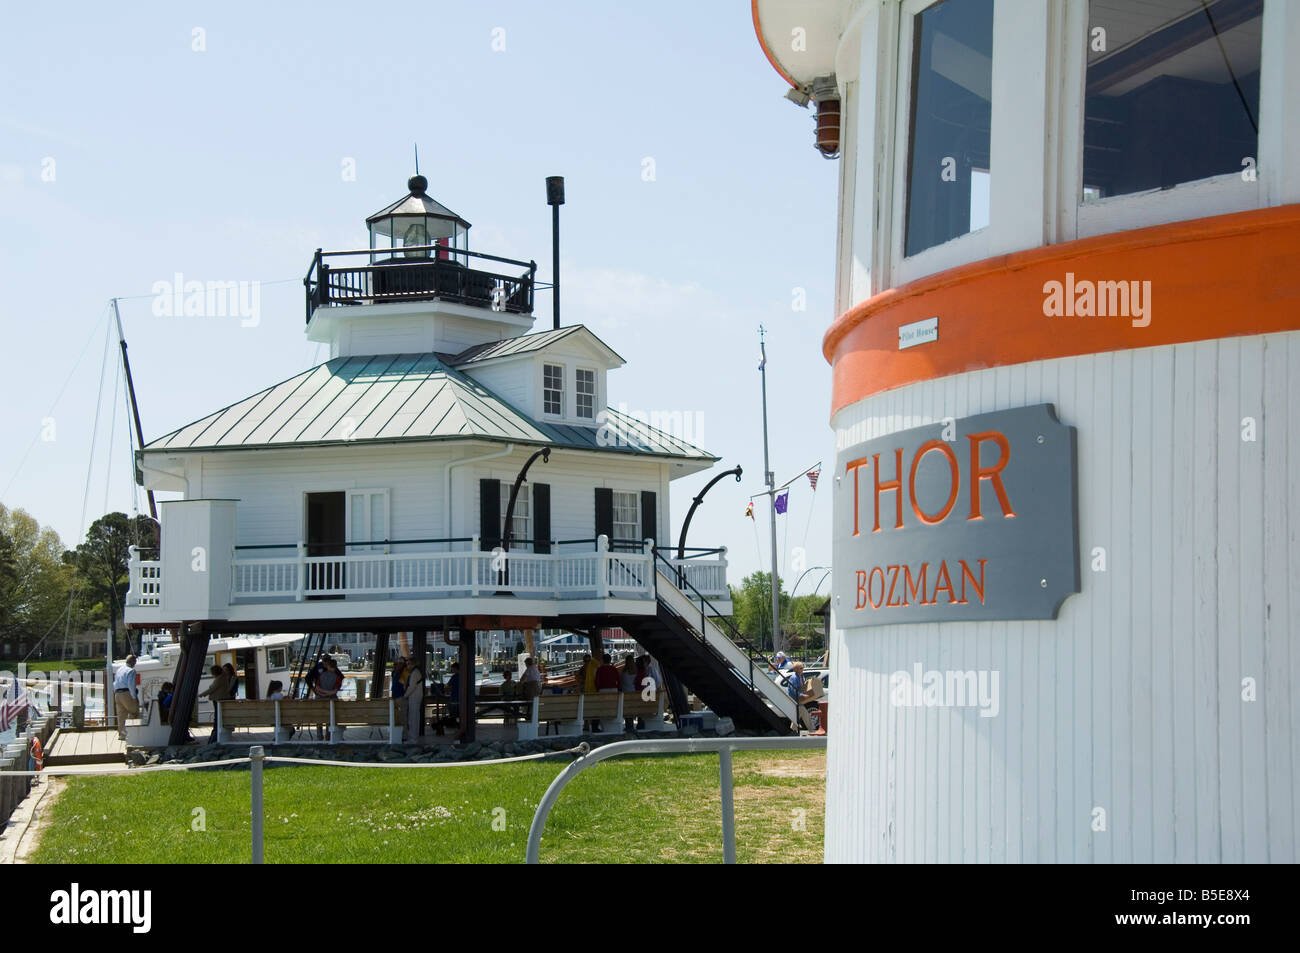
[824,205,1300,416]
[751,0,801,90]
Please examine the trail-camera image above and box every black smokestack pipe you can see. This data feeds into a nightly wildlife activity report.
[546,176,565,330]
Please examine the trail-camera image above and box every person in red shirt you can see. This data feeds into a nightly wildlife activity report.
[594,653,621,692]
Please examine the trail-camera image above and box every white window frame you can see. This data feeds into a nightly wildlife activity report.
[499,479,531,552]
[1072,0,1266,240]
[890,0,996,284]
[575,367,597,420]
[542,362,565,417]
[611,489,640,544]
[346,488,391,552]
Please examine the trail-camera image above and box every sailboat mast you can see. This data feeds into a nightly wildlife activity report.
[112,298,156,521]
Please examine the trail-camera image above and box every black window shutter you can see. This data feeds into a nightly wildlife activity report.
[594,487,614,541]
[479,479,501,550]
[640,491,657,545]
[533,483,551,553]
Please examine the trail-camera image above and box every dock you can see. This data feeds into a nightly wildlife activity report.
[44,727,126,766]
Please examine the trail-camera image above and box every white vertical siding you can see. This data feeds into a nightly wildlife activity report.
[478,453,670,545]
[826,330,1300,863]
[191,444,676,551]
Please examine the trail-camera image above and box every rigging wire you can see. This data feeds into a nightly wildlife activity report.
[0,305,110,500]
[102,352,121,519]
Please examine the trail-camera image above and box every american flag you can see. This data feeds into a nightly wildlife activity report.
[0,677,28,733]
[806,468,821,491]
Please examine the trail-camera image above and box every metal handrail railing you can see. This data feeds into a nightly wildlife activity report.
[651,548,777,696]
[305,244,538,322]
[525,736,827,864]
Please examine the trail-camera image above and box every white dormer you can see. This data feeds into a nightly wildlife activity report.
[452,325,624,423]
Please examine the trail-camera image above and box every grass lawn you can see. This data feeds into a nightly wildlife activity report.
[1,659,108,672]
[32,750,824,864]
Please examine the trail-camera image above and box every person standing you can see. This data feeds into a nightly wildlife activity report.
[403,655,425,743]
[313,657,343,740]
[199,664,233,744]
[785,661,815,730]
[646,655,665,697]
[112,655,140,740]
[520,657,543,699]
[390,657,407,699]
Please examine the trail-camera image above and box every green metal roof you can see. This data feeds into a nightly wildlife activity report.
[142,352,715,461]
[447,325,625,367]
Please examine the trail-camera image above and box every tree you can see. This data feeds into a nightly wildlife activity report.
[729,570,794,652]
[0,503,76,658]
[71,512,159,657]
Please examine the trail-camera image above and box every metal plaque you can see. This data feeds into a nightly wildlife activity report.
[833,403,1079,626]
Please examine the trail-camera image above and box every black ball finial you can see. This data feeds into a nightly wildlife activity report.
[408,174,428,195]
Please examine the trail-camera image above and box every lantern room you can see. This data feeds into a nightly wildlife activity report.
[365,173,471,263]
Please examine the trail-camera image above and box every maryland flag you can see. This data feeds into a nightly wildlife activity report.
[745,500,754,520]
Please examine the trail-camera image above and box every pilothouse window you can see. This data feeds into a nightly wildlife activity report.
[904,0,995,258]
[1084,0,1262,200]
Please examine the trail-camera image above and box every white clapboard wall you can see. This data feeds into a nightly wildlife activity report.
[826,330,1300,863]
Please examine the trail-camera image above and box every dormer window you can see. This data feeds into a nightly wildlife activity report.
[576,368,596,419]
[543,363,564,415]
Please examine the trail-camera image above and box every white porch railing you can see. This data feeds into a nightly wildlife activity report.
[127,537,731,610]
[667,550,729,599]
[127,550,162,607]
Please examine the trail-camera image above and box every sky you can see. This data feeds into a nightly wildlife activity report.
[0,0,839,595]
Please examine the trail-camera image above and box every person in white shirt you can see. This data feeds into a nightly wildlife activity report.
[403,656,425,743]
[519,657,543,700]
[113,655,139,739]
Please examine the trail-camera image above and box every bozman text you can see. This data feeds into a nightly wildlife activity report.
[844,432,1015,611]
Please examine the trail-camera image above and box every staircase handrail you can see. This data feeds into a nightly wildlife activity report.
[651,548,782,692]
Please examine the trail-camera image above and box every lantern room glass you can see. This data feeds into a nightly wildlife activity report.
[369,216,467,261]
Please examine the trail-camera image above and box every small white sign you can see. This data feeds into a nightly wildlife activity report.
[899,317,939,350]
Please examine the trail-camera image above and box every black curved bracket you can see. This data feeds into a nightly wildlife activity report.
[676,465,743,561]
[500,447,550,586]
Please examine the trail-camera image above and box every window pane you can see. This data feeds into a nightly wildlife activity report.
[500,482,530,548]
[543,363,563,416]
[1084,1,1261,200]
[576,369,595,419]
[904,0,994,258]
[612,491,639,542]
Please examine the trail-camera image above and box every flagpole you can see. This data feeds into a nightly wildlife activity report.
[759,327,782,657]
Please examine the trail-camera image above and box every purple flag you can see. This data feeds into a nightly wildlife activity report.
[774,490,789,515]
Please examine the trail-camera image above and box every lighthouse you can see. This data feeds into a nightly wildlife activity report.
[127,172,804,744]
[754,0,1300,862]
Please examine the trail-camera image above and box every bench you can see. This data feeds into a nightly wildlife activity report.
[516,692,672,741]
[124,700,171,748]
[216,699,406,744]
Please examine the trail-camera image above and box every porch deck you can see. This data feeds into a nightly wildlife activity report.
[125,537,731,626]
